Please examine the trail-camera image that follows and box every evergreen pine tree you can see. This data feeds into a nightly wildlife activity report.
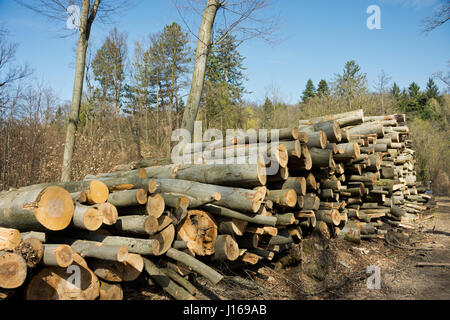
[408,82,421,98]
[334,60,367,108]
[425,78,439,99]
[301,79,316,102]
[203,30,247,129]
[262,97,273,128]
[391,82,400,98]
[317,80,329,97]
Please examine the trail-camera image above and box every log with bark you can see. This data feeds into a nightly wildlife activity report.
[0,186,74,231]
[0,251,28,289]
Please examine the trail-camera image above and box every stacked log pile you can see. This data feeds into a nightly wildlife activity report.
[0,109,432,300]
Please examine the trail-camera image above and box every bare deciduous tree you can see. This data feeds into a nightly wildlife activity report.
[433,61,450,92]
[0,27,32,97]
[16,0,131,182]
[374,69,391,115]
[176,0,278,138]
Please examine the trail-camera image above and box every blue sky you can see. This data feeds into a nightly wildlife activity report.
[0,0,449,105]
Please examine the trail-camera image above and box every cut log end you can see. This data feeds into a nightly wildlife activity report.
[146,193,165,218]
[97,203,118,226]
[257,160,267,186]
[291,127,300,140]
[116,245,129,263]
[144,216,159,235]
[213,192,221,201]
[52,245,74,268]
[319,131,328,149]
[148,179,158,194]
[87,180,109,204]
[136,189,148,205]
[213,235,240,261]
[150,224,175,256]
[177,210,218,256]
[276,144,289,168]
[25,253,100,300]
[83,208,104,231]
[33,186,75,231]
[0,227,21,251]
[0,252,27,289]
[286,189,298,207]
[252,187,267,213]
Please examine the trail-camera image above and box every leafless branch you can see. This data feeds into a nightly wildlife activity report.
[0,27,33,89]
[422,0,450,33]
[171,0,280,47]
[432,61,450,91]
[14,0,135,37]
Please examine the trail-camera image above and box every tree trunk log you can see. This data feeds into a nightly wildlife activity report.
[83,180,109,204]
[237,233,259,249]
[165,248,223,285]
[146,193,165,218]
[346,123,384,138]
[25,252,100,300]
[177,210,217,256]
[0,227,21,251]
[213,235,239,261]
[276,213,296,226]
[20,231,46,242]
[154,179,266,213]
[71,204,103,231]
[89,253,144,282]
[202,204,277,226]
[316,209,341,226]
[309,148,333,167]
[149,224,175,256]
[217,218,248,236]
[0,186,74,231]
[301,130,327,149]
[112,215,159,236]
[107,189,148,207]
[299,109,364,127]
[94,202,118,226]
[161,267,197,296]
[66,231,160,256]
[266,189,297,207]
[43,244,74,267]
[0,251,27,289]
[143,257,195,300]
[14,238,44,267]
[172,163,267,188]
[70,240,128,262]
[278,177,306,196]
[303,193,320,210]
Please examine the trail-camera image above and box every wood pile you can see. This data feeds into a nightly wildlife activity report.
[0,109,433,300]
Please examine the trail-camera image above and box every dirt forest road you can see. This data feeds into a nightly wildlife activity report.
[337,196,450,300]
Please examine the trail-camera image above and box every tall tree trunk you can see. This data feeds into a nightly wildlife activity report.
[181,0,220,138]
[156,81,160,146]
[115,100,124,152]
[61,0,100,182]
